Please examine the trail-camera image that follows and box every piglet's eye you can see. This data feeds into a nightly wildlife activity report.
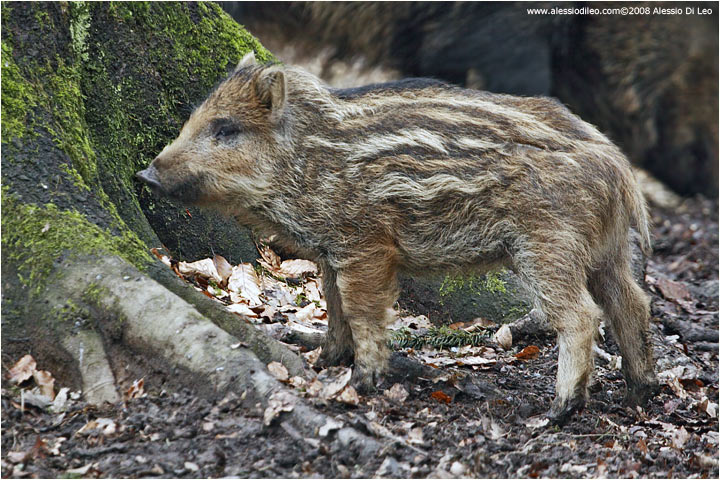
[212,119,240,140]
[215,124,240,139]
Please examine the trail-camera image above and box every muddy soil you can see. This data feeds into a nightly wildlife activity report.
[2,198,718,479]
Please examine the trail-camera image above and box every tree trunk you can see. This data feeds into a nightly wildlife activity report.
[1,0,297,407]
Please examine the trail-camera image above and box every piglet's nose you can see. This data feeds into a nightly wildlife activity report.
[135,164,162,190]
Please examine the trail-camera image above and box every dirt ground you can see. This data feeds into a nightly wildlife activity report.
[2,197,718,479]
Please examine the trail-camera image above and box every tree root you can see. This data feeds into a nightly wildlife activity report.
[507,309,554,340]
[146,262,309,378]
[43,255,382,459]
[62,330,120,405]
[661,317,719,343]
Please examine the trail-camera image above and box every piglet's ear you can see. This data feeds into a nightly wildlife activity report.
[234,51,257,72]
[256,68,286,119]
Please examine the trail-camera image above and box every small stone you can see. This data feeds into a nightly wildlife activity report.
[184,462,199,472]
[336,464,350,478]
[450,461,467,476]
[412,454,426,465]
[150,465,164,475]
[376,456,401,477]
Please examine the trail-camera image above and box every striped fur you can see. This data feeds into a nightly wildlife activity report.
[139,56,657,424]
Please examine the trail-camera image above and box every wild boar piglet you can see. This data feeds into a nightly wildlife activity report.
[137,52,658,425]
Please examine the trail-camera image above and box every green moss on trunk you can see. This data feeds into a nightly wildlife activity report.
[2,189,150,292]
[1,2,273,291]
[78,1,273,261]
[1,41,37,141]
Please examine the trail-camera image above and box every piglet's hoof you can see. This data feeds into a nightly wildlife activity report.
[547,396,586,427]
[350,365,385,395]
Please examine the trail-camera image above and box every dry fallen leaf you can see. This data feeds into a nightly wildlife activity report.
[263,391,296,426]
[9,355,37,384]
[228,264,263,306]
[288,376,306,389]
[268,361,289,382]
[694,453,719,469]
[253,304,278,320]
[277,259,318,278]
[457,355,496,368]
[560,463,588,475]
[6,450,29,464]
[430,390,451,404]
[294,303,318,324]
[390,314,434,331]
[337,385,360,406]
[525,416,550,429]
[470,317,497,328]
[150,247,165,261]
[32,370,55,399]
[20,390,53,410]
[304,378,324,397]
[656,277,691,304]
[485,418,506,440]
[636,438,648,454]
[319,367,352,399]
[671,426,690,449]
[303,347,322,366]
[368,421,393,438]
[493,324,512,350]
[226,303,259,318]
[515,345,540,360]
[51,388,70,413]
[212,254,233,285]
[288,322,325,338]
[66,463,98,476]
[258,244,282,269]
[178,258,222,283]
[385,383,409,403]
[125,378,145,401]
[303,279,323,304]
[697,397,718,418]
[77,418,117,436]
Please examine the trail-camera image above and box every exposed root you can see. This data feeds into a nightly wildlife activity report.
[44,255,383,459]
[62,330,120,405]
[507,309,554,340]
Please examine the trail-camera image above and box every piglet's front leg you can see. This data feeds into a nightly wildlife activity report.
[335,250,399,393]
